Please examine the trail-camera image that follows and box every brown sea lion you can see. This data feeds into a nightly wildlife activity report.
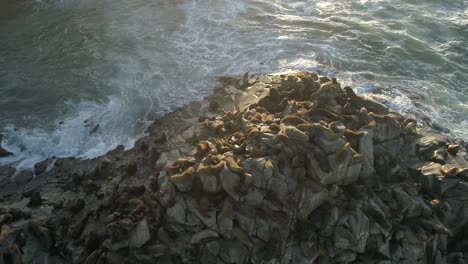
[281,115,308,126]
[170,167,194,184]
[335,142,351,163]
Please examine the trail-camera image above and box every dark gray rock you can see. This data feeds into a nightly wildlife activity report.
[129,218,151,248]
[28,191,42,207]
[0,134,13,158]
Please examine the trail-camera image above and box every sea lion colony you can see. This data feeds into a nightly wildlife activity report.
[0,72,468,263]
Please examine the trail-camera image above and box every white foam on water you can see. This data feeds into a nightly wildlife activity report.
[0,96,148,171]
[1,0,467,171]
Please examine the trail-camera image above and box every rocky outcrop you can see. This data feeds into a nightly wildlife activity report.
[0,134,13,158]
[0,72,467,263]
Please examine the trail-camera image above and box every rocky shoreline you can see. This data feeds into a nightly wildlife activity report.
[1,72,468,264]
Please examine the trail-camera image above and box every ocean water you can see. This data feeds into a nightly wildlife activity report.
[1,0,467,170]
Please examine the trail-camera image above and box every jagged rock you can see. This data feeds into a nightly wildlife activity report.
[28,191,42,207]
[392,188,428,219]
[1,244,22,264]
[242,158,273,189]
[129,218,151,248]
[34,159,53,175]
[334,207,369,254]
[219,167,242,200]
[14,170,33,185]
[219,240,250,264]
[298,180,329,221]
[358,128,375,178]
[1,71,467,264]
[370,113,401,142]
[68,199,85,214]
[166,196,187,225]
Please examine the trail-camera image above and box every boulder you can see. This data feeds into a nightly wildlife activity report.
[129,218,151,248]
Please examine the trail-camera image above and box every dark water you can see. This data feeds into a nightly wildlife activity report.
[1,0,467,169]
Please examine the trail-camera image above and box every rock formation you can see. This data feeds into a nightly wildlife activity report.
[1,72,467,264]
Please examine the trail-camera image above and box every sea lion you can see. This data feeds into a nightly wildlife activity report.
[344,129,366,149]
[343,99,354,115]
[274,129,290,143]
[129,198,145,215]
[310,81,341,107]
[241,172,253,187]
[196,142,211,158]
[307,108,344,122]
[401,118,418,128]
[251,87,285,113]
[170,167,194,185]
[431,149,447,164]
[240,71,250,90]
[403,121,418,135]
[254,106,269,113]
[269,123,281,132]
[203,154,223,165]
[224,120,237,131]
[173,157,196,168]
[369,113,399,127]
[457,168,468,179]
[359,107,376,128]
[247,141,269,157]
[222,110,236,121]
[344,86,358,101]
[198,161,226,177]
[329,121,346,135]
[281,115,307,126]
[169,157,197,173]
[204,119,224,134]
[106,218,134,237]
[215,140,230,154]
[0,225,12,242]
[296,123,323,139]
[351,153,366,163]
[233,141,247,155]
[232,131,246,139]
[263,113,275,124]
[441,165,458,177]
[447,144,460,155]
[335,142,351,164]
[285,127,309,145]
[224,156,244,174]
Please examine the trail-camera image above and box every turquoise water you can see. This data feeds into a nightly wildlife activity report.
[1,0,467,169]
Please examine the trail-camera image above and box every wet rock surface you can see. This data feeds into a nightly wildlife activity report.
[1,72,468,263]
[0,134,13,158]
